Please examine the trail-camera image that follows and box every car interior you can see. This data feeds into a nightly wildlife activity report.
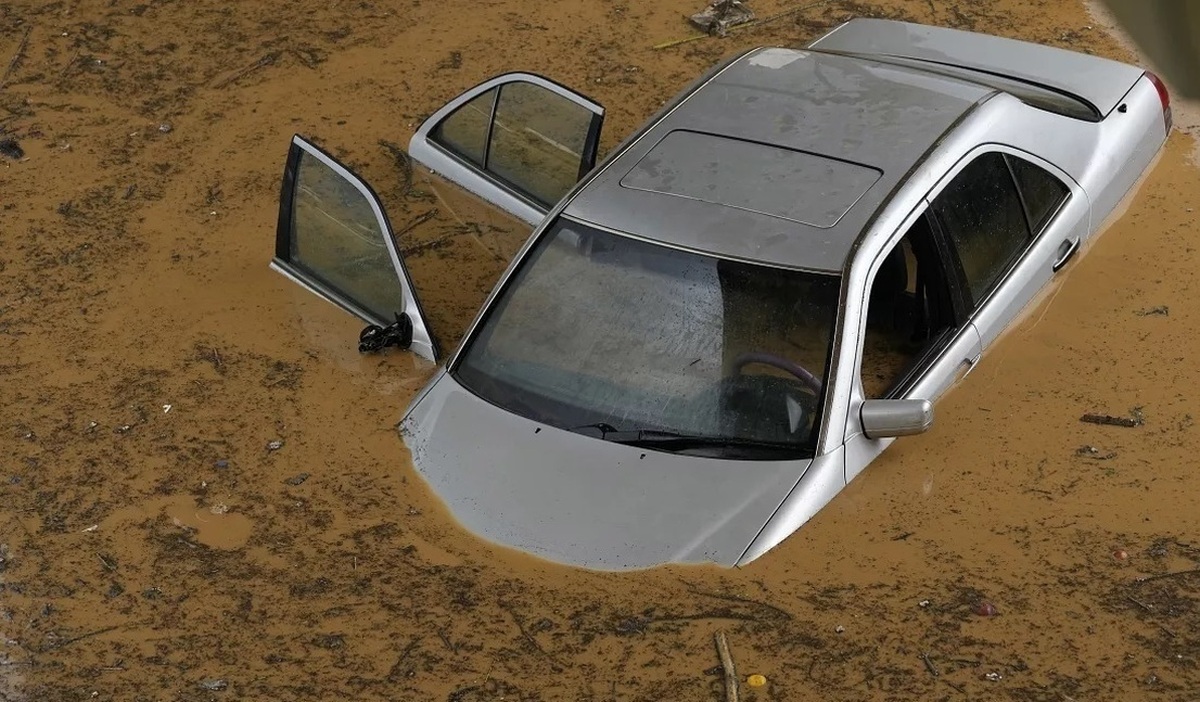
[861,213,955,398]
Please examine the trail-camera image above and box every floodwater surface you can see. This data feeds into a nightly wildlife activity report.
[1,0,1198,700]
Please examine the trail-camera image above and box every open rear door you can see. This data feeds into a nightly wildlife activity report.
[409,72,605,225]
[272,136,438,361]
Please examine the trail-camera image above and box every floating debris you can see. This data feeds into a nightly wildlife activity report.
[973,601,998,617]
[283,472,309,486]
[1134,305,1168,316]
[266,439,284,452]
[746,674,767,687]
[1080,412,1142,428]
[197,679,228,691]
[1075,445,1118,460]
[689,0,754,36]
[0,137,24,161]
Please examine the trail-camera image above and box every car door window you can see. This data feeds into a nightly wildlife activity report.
[413,73,605,225]
[861,213,957,398]
[272,136,438,361]
[931,152,1030,305]
[1007,154,1070,233]
[432,88,496,167]
[487,82,599,206]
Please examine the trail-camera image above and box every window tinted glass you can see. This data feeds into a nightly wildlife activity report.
[1007,154,1069,233]
[432,88,497,166]
[488,83,594,206]
[289,151,403,321]
[861,214,955,398]
[932,153,1030,305]
[455,219,839,459]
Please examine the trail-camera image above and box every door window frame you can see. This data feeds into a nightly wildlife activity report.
[272,135,439,361]
[926,145,1074,314]
[855,203,973,400]
[410,72,605,226]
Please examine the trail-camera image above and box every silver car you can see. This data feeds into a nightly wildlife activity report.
[272,19,1170,569]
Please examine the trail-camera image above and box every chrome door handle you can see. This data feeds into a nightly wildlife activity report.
[955,353,980,383]
[1052,237,1081,272]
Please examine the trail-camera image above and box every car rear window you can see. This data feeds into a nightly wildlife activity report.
[1006,154,1070,234]
[931,152,1030,304]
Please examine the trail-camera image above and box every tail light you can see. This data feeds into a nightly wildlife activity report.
[1146,71,1173,132]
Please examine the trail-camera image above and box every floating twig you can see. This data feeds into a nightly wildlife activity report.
[920,651,940,677]
[58,47,81,79]
[1136,568,1200,583]
[500,602,563,671]
[1,26,32,87]
[41,625,119,652]
[683,583,793,621]
[436,627,456,653]
[379,139,414,196]
[394,209,438,239]
[385,636,421,682]
[714,630,740,702]
[1126,595,1153,612]
[213,52,281,89]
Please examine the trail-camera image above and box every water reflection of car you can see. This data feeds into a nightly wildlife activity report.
[271,19,1170,569]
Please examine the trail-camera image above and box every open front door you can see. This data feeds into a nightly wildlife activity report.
[409,73,605,225]
[272,135,439,361]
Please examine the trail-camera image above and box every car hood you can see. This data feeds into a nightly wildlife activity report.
[399,372,812,570]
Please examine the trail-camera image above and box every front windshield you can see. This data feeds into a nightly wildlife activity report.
[454,218,840,459]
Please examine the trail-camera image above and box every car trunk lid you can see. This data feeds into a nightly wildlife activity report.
[812,18,1146,117]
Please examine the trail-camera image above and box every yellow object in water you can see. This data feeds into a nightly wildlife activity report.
[746,674,767,688]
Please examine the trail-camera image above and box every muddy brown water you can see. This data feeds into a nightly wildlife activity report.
[1,0,1198,700]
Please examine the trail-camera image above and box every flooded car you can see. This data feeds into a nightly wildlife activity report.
[271,19,1170,569]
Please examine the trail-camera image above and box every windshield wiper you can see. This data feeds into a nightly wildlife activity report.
[570,424,796,454]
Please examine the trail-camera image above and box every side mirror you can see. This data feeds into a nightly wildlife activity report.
[860,399,934,439]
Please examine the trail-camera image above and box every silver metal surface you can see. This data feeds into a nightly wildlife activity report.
[565,47,992,272]
[408,72,604,227]
[282,136,438,362]
[860,399,934,439]
[387,20,1169,568]
[401,374,812,570]
[813,18,1145,115]
[619,130,882,228]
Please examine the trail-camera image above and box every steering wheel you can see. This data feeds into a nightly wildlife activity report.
[731,351,823,395]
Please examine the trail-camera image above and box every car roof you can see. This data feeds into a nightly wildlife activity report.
[563,47,995,272]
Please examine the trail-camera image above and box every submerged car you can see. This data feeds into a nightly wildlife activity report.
[272,19,1170,569]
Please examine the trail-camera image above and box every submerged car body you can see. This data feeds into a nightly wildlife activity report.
[272,19,1170,570]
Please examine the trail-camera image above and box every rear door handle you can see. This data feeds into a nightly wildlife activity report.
[1052,237,1081,272]
[955,353,981,383]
